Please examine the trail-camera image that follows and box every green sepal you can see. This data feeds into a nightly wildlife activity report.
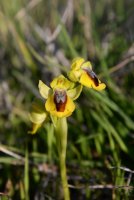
[68,71,78,82]
[38,80,50,99]
[67,84,83,100]
[28,123,42,134]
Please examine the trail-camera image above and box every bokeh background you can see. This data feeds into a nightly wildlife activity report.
[0,0,134,199]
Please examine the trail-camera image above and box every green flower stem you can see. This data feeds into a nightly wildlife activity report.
[54,117,70,200]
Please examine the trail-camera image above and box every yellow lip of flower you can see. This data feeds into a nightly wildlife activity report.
[38,75,82,118]
[80,71,106,90]
[45,93,75,118]
[69,57,106,91]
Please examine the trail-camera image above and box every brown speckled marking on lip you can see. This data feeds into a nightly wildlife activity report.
[83,68,99,86]
[54,90,67,112]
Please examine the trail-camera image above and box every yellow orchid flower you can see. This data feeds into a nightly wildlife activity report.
[28,98,48,134]
[38,75,82,118]
[68,57,106,90]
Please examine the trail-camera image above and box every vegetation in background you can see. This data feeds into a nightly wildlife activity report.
[0,0,134,199]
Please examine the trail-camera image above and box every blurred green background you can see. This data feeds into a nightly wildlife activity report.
[0,0,134,199]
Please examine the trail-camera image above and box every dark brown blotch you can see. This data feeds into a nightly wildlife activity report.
[54,90,67,112]
[84,69,99,86]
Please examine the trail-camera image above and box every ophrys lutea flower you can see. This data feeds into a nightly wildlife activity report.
[68,57,106,90]
[39,75,82,118]
[28,98,48,134]
[28,57,107,200]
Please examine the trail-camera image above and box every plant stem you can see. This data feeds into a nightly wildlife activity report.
[24,146,29,200]
[54,117,70,200]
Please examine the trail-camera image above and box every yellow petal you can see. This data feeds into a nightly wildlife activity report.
[68,70,82,82]
[69,58,92,83]
[71,57,84,70]
[50,75,74,90]
[38,80,50,99]
[29,99,47,124]
[81,61,92,70]
[67,84,83,100]
[29,111,47,124]
[68,71,77,82]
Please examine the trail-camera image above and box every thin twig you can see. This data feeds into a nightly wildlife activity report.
[99,55,134,78]
[0,145,24,160]
[127,173,133,186]
[109,55,134,74]
[68,184,134,190]
[15,0,43,19]
[110,166,134,174]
